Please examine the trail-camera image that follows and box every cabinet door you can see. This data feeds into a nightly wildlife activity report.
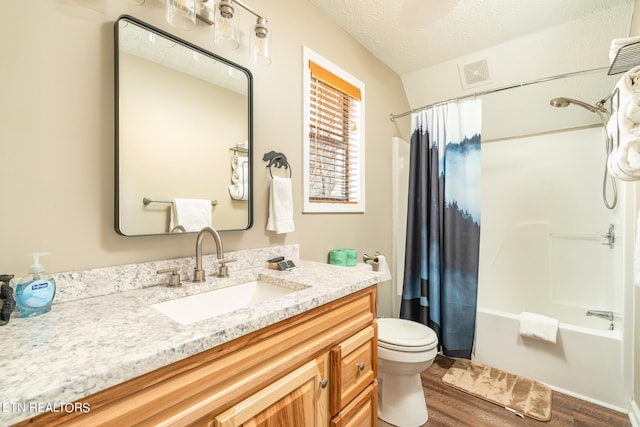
[212,355,329,427]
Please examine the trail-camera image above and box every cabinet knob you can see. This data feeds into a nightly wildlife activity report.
[320,378,328,389]
[357,362,365,371]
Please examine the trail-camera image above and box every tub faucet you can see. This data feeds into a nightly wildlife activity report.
[193,227,235,281]
[586,310,614,321]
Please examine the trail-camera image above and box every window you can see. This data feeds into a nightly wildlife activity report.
[302,47,365,213]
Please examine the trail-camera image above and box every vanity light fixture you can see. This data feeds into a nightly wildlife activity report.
[165,0,271,66]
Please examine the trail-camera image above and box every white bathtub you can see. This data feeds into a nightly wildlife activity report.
[473,307,626,411]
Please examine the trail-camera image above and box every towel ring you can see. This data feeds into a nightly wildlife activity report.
[264,153,291,178]
[269,162,292,178]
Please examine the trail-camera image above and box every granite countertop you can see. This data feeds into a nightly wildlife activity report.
[1,256,383,425]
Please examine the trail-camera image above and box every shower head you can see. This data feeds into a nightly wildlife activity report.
[549,97,602,113]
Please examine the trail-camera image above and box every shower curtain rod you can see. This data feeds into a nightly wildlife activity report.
[389,66,609,122]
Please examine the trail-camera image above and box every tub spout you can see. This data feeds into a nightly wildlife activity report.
[585,310,614,322]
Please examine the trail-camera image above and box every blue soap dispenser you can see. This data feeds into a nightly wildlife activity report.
[13,253,56,318]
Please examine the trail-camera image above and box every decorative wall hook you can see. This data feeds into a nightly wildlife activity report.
[263,151,291,178]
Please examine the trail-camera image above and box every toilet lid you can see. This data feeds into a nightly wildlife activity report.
[377,318,438,352]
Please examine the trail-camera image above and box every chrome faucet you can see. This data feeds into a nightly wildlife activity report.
[193,227,235,281]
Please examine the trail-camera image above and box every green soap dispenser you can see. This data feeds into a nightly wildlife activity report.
[12,253,56,318]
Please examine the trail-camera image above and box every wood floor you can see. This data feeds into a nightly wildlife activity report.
[378,355,631,427]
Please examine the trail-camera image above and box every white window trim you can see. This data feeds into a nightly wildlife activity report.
[302,46,365,213]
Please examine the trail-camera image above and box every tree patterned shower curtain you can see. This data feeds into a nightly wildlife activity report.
[400,100,482,359]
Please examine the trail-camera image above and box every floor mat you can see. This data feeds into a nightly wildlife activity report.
[441,358,552,421]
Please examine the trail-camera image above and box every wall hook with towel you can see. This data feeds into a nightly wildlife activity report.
[265,150,294,234]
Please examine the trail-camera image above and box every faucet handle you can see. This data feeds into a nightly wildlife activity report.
[216,258,236,278]
[157,267,182,287]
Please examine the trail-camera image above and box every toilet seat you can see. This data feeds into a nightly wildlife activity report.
[377,318,438,352]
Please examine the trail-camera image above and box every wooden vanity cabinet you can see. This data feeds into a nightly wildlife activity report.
[16,287,377,427]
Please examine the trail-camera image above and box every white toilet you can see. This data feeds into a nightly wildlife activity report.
[377,317,439,427]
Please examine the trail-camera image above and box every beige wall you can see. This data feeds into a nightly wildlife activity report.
[0,0,409,315]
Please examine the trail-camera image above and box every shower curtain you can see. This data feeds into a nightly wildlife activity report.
[400,100,482,359]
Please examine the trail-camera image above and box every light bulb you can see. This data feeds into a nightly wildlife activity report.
[214,0,239,49]
[165,0,196,30]
[250,18,271,66]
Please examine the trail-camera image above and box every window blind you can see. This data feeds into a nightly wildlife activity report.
[308,61,361,204]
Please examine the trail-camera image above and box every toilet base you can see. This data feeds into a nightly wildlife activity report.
[377,371,428,427]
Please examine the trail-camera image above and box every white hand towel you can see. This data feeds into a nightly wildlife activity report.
[608,146,640,181]
[228,183,249,200]
[615,138,640,177]
[616,65,640,99]
[619,97,640,137]
[609,36,640,63]
[231,159,248,184]
[170,198,211,232]
[518,312,558,344]
[232,155,241,169]
[266,176,295,234]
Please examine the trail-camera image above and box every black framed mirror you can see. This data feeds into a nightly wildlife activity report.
[115,15,252,236]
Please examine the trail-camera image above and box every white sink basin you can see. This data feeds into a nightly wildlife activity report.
[151,280,299,325]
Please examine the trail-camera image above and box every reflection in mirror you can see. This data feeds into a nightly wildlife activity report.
[115,16,252,236]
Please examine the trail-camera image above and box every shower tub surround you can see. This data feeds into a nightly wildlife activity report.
[476,130,632,412]
[1,244,384,425]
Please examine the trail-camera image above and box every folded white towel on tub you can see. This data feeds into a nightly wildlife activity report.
[519,312,558,344]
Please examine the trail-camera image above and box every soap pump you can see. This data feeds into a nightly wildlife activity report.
[12,253,56,318]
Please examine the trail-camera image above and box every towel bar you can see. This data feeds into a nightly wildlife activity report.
[143,197,219,206]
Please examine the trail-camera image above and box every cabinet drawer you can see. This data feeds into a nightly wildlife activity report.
[330,380,378,427]
[330,324,377,415]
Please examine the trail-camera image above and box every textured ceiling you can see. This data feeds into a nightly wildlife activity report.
[307,0,629,75]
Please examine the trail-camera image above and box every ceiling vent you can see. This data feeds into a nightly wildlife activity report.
[458,59,491,89]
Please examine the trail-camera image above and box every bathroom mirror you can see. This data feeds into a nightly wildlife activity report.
[115,15,252,236]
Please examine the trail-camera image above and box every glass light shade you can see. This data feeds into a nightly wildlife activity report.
[214,0,240,50]
[250,17,271,66]
[165,0,196,30]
